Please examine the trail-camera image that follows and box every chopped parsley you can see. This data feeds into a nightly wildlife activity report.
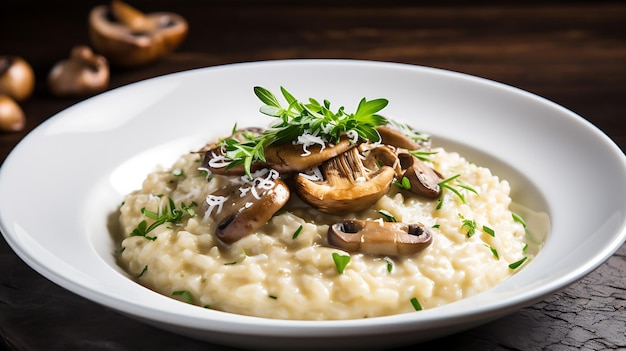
[129,197,196,240]
[393,176,411,190]
[332,252,351,274]
[172,290,192,304]
[439,174,478,204]
[292,225,303,239]
[136,265,148,278]
[482,225,495,237]
[410,297,423,311]
[384,257,394,273]
[459,214,477,237]
[509,257,528,269]
[484,244,500,259]
[378,210,398,222]
[512,212,527,227]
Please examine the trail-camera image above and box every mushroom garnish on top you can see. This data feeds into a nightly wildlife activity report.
[211,86,389,179]
[88,0,188,67]
[295,146,396,214]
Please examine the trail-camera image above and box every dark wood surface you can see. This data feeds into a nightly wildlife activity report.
[1,1,625,350]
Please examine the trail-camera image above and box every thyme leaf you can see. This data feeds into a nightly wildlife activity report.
[129,197,196,240]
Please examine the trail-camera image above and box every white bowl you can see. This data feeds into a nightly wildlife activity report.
[1,60,625,350]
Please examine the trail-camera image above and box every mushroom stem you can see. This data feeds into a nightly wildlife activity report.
[110,0,156,32]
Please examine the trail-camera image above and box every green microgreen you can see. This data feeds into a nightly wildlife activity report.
[136,265,148,278]
[458,214,477,237]
[509,257,528,269]
[482,225,495,237]
[512,212,527,227]
[292,225,303,239]
[378,210,398,222]
[410,297,423,311]
[332,252,351,274]
[484,244,500,259]
[384,257,394,273]
[269,295,278,300]
[172,290,193,304]
[393,176,411,190]
[129,198,197,240]
[219,86,389,178]
[438,174,478,204]
[408,150,438,162]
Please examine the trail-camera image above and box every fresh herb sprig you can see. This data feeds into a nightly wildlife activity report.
[129,197,196,239]
[219,86,389,178]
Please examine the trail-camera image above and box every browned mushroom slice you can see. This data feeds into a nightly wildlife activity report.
[88,0,188,67]
[203,173,290,244]
[328,219,433,256]
[376,125,427,150]
[398,153,442,199]
[295,147,395,214]
[264,135,354,173]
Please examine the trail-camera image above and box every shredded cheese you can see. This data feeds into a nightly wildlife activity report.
[295,132,326,156]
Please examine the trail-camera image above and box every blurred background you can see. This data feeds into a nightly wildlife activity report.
[1,1,625,350]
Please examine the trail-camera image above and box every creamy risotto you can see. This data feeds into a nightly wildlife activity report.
[117,87,533,320]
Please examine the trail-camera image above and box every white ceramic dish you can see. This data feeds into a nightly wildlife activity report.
[1,60,625,350]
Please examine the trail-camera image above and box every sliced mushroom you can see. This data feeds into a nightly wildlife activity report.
[0,95,25,132]
[0,56,35,102]
[295,147,396,214]
[48,46,109,97]
[377,125,427,150]
[398,153,442,199]
[89,0,188,67]
[203,173,290,244]
[264,135,355,173]
[328,219,433,256]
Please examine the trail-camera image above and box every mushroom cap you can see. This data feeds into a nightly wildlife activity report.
[0,56,35,102]
[328,219,433,256]
[204,175,290,244]
[0,94,25,132]
[88,1,188,67]
[48,46,110,97]
[376,125,426,150]
[264,135,355,173]
[295,147,395,214]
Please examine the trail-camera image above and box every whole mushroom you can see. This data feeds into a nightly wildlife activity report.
[295,146,396,214]
[48,46,109,97]
[88,0,188,67]
[0,56,35,102]
[0,95,26,133]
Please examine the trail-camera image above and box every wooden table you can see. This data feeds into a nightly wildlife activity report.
[1,1,625,350]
